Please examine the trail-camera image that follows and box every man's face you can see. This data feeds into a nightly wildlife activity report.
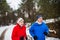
[38,17,43,23]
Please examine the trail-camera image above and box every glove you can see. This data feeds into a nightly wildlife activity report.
[33,36,37,40]
[20,36,24,40]
[24,37,27,40]
[26,37,27,40]
[44,32,48,35]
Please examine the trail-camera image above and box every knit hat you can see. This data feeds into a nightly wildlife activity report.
[17,17,24,23]
[36,15,42,19]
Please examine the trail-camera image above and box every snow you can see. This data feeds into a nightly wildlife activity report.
[46,37,60,40]
[0,24,15,40]
[0,26,8,36]
[6,0,22,10]
[4,24,15,40]
[0,24,60,40]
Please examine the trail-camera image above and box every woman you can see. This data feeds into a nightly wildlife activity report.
[11,18,27,40]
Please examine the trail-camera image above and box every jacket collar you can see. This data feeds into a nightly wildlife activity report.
[35,21,42,25]
[16,23,23,27]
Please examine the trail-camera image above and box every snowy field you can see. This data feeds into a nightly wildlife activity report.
[0,24,60,40]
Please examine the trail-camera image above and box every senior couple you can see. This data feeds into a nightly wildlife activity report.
[11,15,49,40]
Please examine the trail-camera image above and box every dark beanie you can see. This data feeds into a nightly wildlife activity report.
[36,15,42,19]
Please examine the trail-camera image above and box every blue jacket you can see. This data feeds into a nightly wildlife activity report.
[29,22,49,40]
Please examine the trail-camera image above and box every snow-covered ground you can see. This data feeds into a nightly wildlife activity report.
[46,37,60,40]
[0,24,60,40]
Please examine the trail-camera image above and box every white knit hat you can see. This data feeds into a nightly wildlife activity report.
[17,17,24,23]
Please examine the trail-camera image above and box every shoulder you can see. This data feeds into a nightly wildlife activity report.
[42,22,48,27]
[13,25,19,30]
[12,25,19,33]
[42,22,47,25]
[23,25,26,28]
[30,22,37,28]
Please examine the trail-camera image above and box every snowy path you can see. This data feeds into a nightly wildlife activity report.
[0,24,60,40]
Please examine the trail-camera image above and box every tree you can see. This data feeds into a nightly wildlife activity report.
[0,0,10,25]
[17,0,37,22]
[38,0,60,19]
[0,0,10,14]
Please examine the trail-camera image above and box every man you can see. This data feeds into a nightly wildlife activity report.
[11,18,27,40]
[29,15,49,40]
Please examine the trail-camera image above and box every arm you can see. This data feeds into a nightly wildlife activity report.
[49,29,56,34]
[23,26,27,40]
[29,25,35,37]
[24,26,27,37]
[44,25,49,35]
[11,27,18,40]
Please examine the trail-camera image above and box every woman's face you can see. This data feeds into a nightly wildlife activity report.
[18,20,24,26]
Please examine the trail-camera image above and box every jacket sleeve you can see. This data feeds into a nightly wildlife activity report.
[29,24,35,37]
[44,24,49,35]
[11,27,19,40]
[24,26,27,38]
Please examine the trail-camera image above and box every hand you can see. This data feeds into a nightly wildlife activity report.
[24,37,26,40]
[53,30,56,34]
[20,36,24,40]
[24,37,27,40]
[44,32,48,35]
[34,36,37,40]
[49,29,56,34]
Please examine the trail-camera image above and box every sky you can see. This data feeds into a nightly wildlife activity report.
[6,0,22,10]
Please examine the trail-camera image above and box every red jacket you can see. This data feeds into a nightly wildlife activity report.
[11,24,26,40]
